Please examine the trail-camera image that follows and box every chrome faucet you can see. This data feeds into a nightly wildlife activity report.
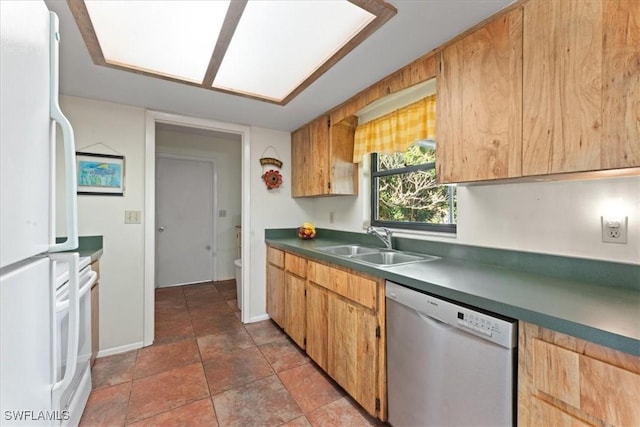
[367,226,393,250]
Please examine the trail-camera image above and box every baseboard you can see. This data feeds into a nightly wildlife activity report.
[246,313,270,323]
[97,341,144,358]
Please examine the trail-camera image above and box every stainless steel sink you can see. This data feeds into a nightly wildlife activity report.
[350,250,439,266]
[317,244,381,256]
[317,244,439,266]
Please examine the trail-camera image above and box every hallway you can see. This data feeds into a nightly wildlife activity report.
[79,280,382,426]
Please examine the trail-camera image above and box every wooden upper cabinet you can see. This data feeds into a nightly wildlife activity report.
[437,7,523,183]
[523,0,640,175]
[291,115,358,197]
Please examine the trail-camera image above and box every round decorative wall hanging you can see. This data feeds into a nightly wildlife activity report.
[262,169,283,190]
[259,146,283,190]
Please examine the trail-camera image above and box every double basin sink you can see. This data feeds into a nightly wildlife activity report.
[317,244,439,267]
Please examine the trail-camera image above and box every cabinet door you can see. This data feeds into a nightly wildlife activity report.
[285,274,306,349]
[328,115,358,195]
[327,296,378,416]
[601,0,640,169]
[523,0,640,174]
[305,282,328,370]
[90,283,99,366]
[308,116,331,195]
[530,398,593,427]
[437,8,523,183]
[291,116,330,197]
[518,322,640,427]
[90,260,100,366]
[291,126,311,198]
[266,263,285,328]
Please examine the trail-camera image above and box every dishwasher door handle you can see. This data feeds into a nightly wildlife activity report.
[417,311,452,329]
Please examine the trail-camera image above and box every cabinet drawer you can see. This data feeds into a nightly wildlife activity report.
[285,253,307,278]
[532,339,640,426]
[267,246,284,268]
[308,261,377,310]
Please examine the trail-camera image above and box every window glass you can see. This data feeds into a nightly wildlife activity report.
[371,144,456,232]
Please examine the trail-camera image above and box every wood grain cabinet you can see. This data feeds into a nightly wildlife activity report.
[437,0,639,183]
[266,247,285,328]
[522,0,640,175]
[518,322,640,426]
[305,281,329,371]
[266,246,387,420]
[305,260,386,419]
[284,253,306,348]
[90,260,100,366]
[291,115,358,197]
[437,7,523,183]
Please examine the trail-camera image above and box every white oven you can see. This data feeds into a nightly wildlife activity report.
[53,256,96,426]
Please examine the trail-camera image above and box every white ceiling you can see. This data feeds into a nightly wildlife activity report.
[45,0,513,132]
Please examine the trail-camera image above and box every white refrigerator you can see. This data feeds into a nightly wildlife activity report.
[1,2,94,426]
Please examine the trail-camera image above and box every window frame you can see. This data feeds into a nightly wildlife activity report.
[370,152,457,233]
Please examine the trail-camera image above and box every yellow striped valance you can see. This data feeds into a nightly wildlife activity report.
[353,94,436,163]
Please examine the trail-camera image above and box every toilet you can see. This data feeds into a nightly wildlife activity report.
[234,258,242,310]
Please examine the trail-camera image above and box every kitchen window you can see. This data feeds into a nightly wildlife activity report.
[370,142,456,233]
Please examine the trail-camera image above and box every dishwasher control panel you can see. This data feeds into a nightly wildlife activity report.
[386,281,517,349]
[457,311,505,339]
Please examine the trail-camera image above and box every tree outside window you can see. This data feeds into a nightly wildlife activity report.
[371,143,456,233]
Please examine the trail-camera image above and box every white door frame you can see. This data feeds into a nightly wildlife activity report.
[155,153,218,287]
[144,110,251,346]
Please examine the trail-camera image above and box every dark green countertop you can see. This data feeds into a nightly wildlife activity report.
[266,229,640,357]
[57,235,103,262]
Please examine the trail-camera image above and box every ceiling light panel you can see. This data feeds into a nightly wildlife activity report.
[212,0,375,101]
[85,0,230,83]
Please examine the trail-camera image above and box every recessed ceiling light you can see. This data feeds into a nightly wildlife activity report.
[68,0,397,105]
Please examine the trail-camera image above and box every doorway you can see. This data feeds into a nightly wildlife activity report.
[144,111,251,347]
[155,155,216,287]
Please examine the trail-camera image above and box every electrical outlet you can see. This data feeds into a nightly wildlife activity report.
[125,210,142,224]
[329,211,335,223]
[601,216,628,244]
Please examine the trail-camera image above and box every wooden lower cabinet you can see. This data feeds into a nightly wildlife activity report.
[90,260,100,366]
[285,274,306,348]
[518,321,640,426]
[305,281,329,371]
[305,259,385,420]
[266,247,285,328]
[327,295,379,416]
[266,246,386,420]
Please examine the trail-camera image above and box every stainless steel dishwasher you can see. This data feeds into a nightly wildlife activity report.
[386,281,517,427]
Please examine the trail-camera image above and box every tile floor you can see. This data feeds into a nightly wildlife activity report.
[80,280,384,427]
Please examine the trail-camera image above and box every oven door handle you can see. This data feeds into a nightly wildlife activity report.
[55,270,96,311]
[79,271,97,297]
[50,253,80,407]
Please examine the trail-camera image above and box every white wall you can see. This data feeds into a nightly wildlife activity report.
[305,166,640,264]
[155,128,242,280]
[248,127,306,320]
[57,96,146,353]
[57,95,304,353]
[455,178,640,263]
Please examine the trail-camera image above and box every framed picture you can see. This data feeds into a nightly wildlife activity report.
[76,152,125,196]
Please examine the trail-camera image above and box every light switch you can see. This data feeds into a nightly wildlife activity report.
[125,210,142,224]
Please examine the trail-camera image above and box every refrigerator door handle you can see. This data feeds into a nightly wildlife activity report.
[50,253,80,406]
[48,12,78,253]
